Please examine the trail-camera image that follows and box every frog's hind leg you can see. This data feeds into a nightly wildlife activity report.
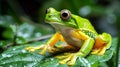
[55,30,95,65]
[91,33,112,55]
[56,38,95,65]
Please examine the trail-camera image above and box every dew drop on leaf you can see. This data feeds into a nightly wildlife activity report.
[21,50,27,53]
[13,48,16,51]
[2,62,5,64]
[50,58,54,61]
[9,65,13,67]
[24,66,27,67]
[2,54,12,58]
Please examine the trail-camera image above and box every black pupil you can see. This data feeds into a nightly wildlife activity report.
[62,12,68,17]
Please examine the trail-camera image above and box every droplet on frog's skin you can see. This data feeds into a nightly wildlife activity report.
[21,50,27,53]
[2,54,12,58]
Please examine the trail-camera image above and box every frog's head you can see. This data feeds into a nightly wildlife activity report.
[45,8,78,29]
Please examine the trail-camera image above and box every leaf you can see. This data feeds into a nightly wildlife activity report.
[0,42,45,67]
[0,38,117,67]
[10,25,17,33]
[72,57,91,67]
[16,36,27,44]
[87,37,118,67]
[0,41,7,47]
[17,23,35,39]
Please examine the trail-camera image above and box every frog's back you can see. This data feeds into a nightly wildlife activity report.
[72,14,98,38]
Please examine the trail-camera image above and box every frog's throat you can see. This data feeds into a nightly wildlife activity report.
[48,22,73,32]
[48,22,83,48]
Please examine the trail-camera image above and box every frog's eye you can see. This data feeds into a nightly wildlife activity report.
[60,9,71,20]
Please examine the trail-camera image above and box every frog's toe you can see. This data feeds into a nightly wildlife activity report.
[39,45,48,55]
[59,54,74,64]
[39,45,60,55]
[25,45,44,52]
[55,53,72,59]
[56,55,69,59]
[48,47,60,53]
[56,53,78,65]
[25,47,37,52]
[91,48,101,54]
[91,46,106,55]
[97,46,106,55]
[67,55,78,65]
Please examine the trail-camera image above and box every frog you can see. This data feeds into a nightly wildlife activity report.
[25,7,112,65]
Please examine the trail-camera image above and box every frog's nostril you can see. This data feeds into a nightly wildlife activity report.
[46,8,50,14]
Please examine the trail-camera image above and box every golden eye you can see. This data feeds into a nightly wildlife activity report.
[60,9,71,20]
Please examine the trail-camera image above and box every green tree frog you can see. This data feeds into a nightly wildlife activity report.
[26,8,112,65]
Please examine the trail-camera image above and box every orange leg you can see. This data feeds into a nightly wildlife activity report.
[91,33,112,55]
[56,30,95,65]
[25,32,73,55]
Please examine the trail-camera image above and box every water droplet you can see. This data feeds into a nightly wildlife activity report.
[9,65,12,67]
[21,50,27,53]
[13,48,16,51]
[50,58,54,61]
[56,63,59,66]
[2,62,5,64]
[24,66,26,67]
[33,62,37,65]
[2,54,12,58]
[35,32,42,37]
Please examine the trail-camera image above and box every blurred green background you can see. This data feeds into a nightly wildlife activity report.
[0,0,120,67]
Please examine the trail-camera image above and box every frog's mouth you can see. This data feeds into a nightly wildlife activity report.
[46,21,73,31]
[45,20,65,26]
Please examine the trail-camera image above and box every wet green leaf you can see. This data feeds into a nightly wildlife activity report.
[0,41,7,47]
[10,25,17,33]
[16,36,28,44]
[0,38,117,67]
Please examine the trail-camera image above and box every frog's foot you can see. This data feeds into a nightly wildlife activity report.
[91,46,106,55]
[56,53,81,65]
[25,45,60,55]
[25,45,44,52]
[91,33,111,55]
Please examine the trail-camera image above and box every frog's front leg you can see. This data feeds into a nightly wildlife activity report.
[57,30,95,65]
[91,33,112,55]
[25,32,66,55]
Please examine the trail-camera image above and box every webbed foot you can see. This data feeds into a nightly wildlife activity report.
[25,45,60,55]
[25,45,44,52]
[56,53,82,65]
[91,33,112,55]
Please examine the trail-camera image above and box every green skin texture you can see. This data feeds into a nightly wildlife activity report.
[45,8,111,57]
